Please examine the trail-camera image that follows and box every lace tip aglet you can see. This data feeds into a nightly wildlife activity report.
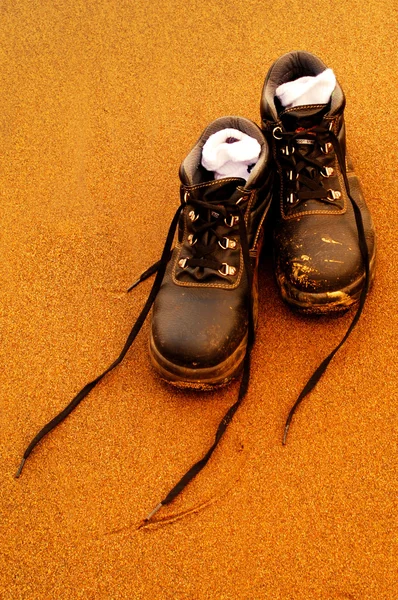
[14,458,26,479]
[282,425,289,446]
[138,502,163,528]
[127,278,141,293]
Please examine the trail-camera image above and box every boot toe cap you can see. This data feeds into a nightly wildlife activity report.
[151,290,248,370]
[275,226,365,295]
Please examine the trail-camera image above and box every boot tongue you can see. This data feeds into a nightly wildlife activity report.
[189,177,246,205]
[280,103,329,132]
[188,177,246,248]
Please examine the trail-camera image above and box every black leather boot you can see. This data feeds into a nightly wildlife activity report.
[150,116,273,387]
[260,51,376,314]
[259,51,376,443]
[16,117,273,521]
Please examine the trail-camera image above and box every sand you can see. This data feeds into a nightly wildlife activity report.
[1,1,397,598]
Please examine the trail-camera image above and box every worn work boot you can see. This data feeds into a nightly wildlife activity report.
[150,116,273,388]
[260,51,376,314]
[15,116,273,520]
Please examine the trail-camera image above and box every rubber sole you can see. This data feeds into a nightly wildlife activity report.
[149,332,248,390]
[148,223,265,389]
[276,249,376,315]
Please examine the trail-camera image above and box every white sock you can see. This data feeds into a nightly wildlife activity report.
[201,128,261,181]
[275,68,336,109]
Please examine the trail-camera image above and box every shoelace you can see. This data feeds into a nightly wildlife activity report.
[142,190,255,524]
[15,185,255,527]
[14,205,182,479]
[177,187,246,275]
[14,131,371,522]
[271,123,370,444]
[273,123,343,207]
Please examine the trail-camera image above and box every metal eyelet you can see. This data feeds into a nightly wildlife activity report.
[327,189,342,201]
[281,145,295,155]
[183,190,189,204]
[218,237,237,250]
[272,126,283,140]
[224,215,239,227]
[188,210,199,222]
[321,142,333,154]
[321,167,334,177]
[178,258,188,268]
[187,234,196,245]
[287,192,295,204]
[288,170,298,181]
[218,263,237,276]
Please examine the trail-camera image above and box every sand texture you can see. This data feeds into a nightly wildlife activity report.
[1,1,397,598]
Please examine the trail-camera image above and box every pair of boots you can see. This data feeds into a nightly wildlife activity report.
[16,51,376,524]
[150,52,375,398]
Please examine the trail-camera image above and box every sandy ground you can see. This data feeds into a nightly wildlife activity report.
[1,1,397,598]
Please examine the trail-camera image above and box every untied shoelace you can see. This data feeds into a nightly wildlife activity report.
[271,122,370,443]
[15,185,256,526]
[15,130,370,524]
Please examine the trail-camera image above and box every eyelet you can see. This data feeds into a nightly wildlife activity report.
[224,215,239,227]
[218,237,237,250]
[281,145,295,155]
[321,142,333,154]
[187,234,196,245]
[183,190,189,203]
[327,189,341,200]
[218,263,236,276]
[321,167,334,177]
[272,126,283,140]
[287,192,295,204]
[188,210,199,222]
[178,258,188,268]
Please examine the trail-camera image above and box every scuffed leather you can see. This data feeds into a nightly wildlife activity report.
[152,124,273,370]
[152,252,249,368]
[261,53,376,297]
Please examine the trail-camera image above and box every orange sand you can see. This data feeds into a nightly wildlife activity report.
[1,1,397,598]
